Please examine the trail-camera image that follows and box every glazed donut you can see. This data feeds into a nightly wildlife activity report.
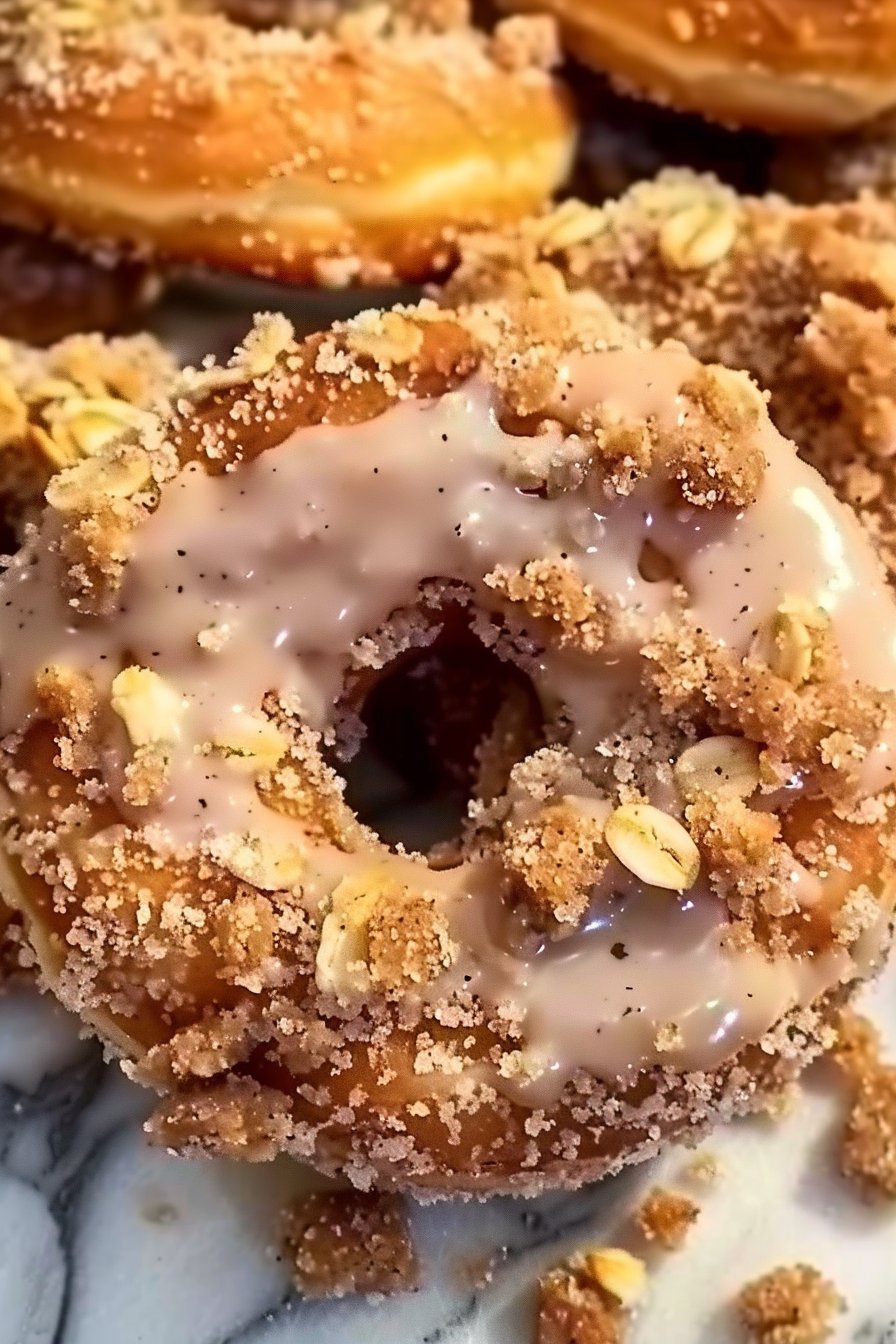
[2,298,896,1195]
[0,328,177,552]
[442,173,896,584]
[494,0,896,133]
[0,0,574,287]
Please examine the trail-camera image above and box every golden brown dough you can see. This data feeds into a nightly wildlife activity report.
[492,0,896,133]
[0,0,574,287]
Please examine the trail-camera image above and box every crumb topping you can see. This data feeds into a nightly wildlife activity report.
[736,1265,843,1344]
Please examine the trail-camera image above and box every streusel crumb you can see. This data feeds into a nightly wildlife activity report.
[832,1011,896,1198]
[736,1265,843,1344]
[635,1187,700,1249]
[280,1190,418,1298]
[536,1253,634,1344]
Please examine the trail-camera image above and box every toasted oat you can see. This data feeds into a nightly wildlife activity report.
[736,1265,843,1344]
[635,1186,699,1249]
[280,1190,418,1298]
[604,803,700,892]
[580,1248,647,1307]
[674,735,761,801]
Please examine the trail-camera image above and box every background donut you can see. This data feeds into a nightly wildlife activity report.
[0,1,575,286]
[493,0,896,132]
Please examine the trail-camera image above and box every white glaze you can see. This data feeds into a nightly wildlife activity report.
[2,345,896,1095]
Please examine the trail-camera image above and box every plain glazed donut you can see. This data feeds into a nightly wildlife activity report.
[493,0,896,133]
[2,299,896,1195]
[0,1,574,287]
[441,174,896,585]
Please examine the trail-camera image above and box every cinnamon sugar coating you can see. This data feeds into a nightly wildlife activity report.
[441,173,896,586]
[0,0,574,286]
[0,297,894,1198]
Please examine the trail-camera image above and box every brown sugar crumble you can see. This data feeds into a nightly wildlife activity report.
[832,1010,896,1199]
[736,1265,844,1344]
[280,1189,418,1298]
[536,1247,645,1344]
[635,1186,700,1250]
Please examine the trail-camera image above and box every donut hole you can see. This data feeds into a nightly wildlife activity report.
[339,609,544,855]
[637,538,677,583]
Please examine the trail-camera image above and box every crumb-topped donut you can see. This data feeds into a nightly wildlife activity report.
[2,300,896,1195]
[493,0,896,132]
[442,173,896,586]
[0,0,574,288]
[0,328,177,551]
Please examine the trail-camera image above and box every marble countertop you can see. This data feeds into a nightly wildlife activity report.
[2,965,895,1344]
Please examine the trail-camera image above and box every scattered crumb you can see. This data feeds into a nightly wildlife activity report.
[536,1250,637,1344]
[280,1189,418,1298]
[635,1186,699,1249]
[832,1009,896,1198]
[736,1265,843,1344]
[686,1151,722,1183]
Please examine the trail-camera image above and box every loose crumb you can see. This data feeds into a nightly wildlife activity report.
[686,1151,722,1183]
[832,1009,896,1198]
[736,1265,844,1344]
[635,1186,699,1249]
[280,1189,418,1298]
[536,1251,636,1344]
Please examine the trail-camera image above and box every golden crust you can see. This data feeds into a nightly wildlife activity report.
[0,299,892,1197]
[496,0,896,132]
[0,2,574,285]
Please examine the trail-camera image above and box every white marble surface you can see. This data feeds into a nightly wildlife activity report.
[0,968,895,1344]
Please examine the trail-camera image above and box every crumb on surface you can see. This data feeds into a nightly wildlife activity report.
[736,1265,843,1344]
[635,1186,699,1249]
[536,1256,631,1344]
[686,1150,722,1183]
[280,1189,418,1298]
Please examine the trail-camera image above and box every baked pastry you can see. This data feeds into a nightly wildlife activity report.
[493,0,896,132]
[0,328,177,552]
[442,173,896,584]
[0,0,574,287]
[0,222,159,346]
[1,299,894,1194]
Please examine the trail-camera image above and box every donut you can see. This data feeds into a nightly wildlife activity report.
[773,111,896,209]
[0,223,160,347]
[493,0,896,132]
[2,296,896,1195]
[0,328,177,551]
[0,0,574,288]
[441,173,896,584]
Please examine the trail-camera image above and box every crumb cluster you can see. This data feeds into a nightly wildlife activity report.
[736,1265,843,1344]
[280,1189,418,1298]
